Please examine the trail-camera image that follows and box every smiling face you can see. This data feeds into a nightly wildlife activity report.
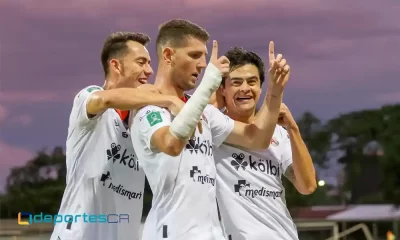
[112,40,153,88]
[221,64,262,116]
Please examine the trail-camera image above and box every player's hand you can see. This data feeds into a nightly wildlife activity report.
[167,96,203,135]
[267,41,290,95]
[137,84,161,94]
[277,103,297,129]
[210,40,230,77]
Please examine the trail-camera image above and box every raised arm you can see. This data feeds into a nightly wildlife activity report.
[224,41,290,150]
[137,41,230,156]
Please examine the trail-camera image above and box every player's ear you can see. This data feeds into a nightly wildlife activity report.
[162,47,174,65]
[219,83,227,97]
[109,59,122,75]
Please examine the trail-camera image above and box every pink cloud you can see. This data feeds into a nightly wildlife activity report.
[0,104,7,124]
[0,90,78,104]
[0,141,35,191]
[0,141,34,167]
[375,91,400,104]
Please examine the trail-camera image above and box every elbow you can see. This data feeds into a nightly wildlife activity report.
[91,92,111,109]
[163,137,184,157]
[300,182,317,195]
[165,144,182,156]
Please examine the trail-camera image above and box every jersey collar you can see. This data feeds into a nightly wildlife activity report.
[115,109,129,121]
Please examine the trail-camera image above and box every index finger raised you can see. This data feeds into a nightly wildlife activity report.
[210,40,218,62]
[269,41,275,63]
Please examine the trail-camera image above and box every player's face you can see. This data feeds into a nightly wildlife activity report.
[221,64,261,115]
[117,41,153,88]
[170,37,208,91]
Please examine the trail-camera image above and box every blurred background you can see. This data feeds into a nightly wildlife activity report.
[1,0,400,239]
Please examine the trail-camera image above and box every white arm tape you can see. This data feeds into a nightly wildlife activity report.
[170,63,222,139]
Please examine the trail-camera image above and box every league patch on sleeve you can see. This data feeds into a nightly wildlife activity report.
[146,111,163,127]
[86,86,102,93]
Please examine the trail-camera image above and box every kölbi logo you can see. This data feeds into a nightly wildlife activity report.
[234,180,283,199]
[185,137,213,156]
[106,143,140,171]
[189,166,215,186]
[230,152,281,176]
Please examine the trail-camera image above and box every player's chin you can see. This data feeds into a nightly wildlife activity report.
[237,105,256,114]
[183,81,196,91]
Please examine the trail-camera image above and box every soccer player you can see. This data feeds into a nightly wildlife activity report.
[129,19,289,240]
[214,47,317,240]
[50,32,187,240]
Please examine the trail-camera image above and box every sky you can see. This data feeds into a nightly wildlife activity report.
[0,0,399,190]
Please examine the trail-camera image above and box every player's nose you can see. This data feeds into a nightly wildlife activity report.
[144,64,154,76]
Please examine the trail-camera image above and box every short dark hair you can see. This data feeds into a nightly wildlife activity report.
[222,47,265,86]
[156,19,209,55]
[101,31,151,77]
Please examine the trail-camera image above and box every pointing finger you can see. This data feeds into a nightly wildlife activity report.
[210,40,218,62]
[269,41,275,65]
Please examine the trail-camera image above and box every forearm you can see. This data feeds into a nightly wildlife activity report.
[288,126,317,194]
[89,88,173,114]
[248,92,282,149]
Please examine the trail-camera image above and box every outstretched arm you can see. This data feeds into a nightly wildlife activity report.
[85,85,177,118]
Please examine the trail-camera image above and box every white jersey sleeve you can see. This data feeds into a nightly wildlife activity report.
[280,127,293,173]
[204,105,234,147]
[70,85,104,127]
[68,85,108,179]
[132,105,172,152]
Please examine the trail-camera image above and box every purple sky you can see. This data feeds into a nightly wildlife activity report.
[0,0,399,190]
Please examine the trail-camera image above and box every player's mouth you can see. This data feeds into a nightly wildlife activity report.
[191,73,199,83]
[138,78,148,84]
[236,96,253,103]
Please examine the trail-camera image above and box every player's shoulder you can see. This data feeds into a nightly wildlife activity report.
[136,105,167,116]
[74,85,104,101]
[204,104,223,115]
[134,105,170,125]
[275,125,290,141]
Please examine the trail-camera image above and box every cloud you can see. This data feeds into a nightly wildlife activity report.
[375,91,400,104]
[0,104,7,124]
[0,141,34,191]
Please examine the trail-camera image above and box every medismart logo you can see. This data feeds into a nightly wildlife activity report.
[18,212,129,225]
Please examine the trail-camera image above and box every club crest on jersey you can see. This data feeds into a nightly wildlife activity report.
[270,138,279,147]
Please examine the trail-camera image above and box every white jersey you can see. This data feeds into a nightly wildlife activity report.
[215,126,298,240]
[130,104,234,240]
[50,86,145,240]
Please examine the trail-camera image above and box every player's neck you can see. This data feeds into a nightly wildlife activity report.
[226,110,255,124]
[103,77,116,90]
[154,66,185,98]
